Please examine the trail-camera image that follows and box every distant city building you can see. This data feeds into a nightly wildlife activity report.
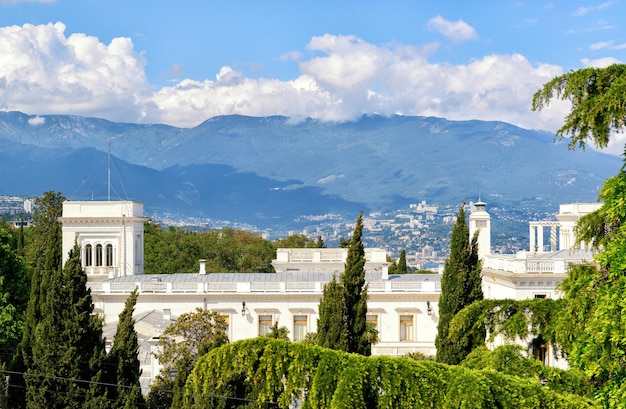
[23,199,33,214]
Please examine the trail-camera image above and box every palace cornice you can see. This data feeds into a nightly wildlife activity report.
[60,217,149,224]
[481,267,566,285]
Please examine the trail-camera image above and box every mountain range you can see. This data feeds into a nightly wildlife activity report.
[0,111,620,231]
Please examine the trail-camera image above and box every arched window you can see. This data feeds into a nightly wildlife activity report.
[84,244,93,267]
[95,244,103,267]
[105,244,113,267]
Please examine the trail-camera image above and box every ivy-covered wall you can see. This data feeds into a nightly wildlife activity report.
[182,338,598,409]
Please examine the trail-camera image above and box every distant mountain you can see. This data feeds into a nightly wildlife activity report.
[0,111,620,229]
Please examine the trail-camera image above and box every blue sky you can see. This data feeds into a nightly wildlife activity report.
[1,1,625,152]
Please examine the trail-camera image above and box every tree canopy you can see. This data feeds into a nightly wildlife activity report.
[151,308,229,408]
[182,338,598,409]
[532,63,626,151]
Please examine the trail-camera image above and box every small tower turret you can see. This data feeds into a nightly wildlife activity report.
[469,200,491,260]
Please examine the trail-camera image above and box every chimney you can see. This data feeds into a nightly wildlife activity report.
[382,262,389,280]
[199,259,206,275]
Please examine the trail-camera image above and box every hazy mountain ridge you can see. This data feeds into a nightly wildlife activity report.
[0,111,620,230]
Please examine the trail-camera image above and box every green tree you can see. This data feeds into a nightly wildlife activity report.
[341,212,370,355]
[26,243,107,409]
[152,308,229,408]
[532,63,626,151]
[316,212,371,355]
[273,234,317,248]
[316,235,326,248]
[13,193,65,407]
[106,288,144,408]
[555,162,626,406]
[24,191,65,272]
[533,64,626,407]
[436,204,483,365]
[316,276,348,351]
[397,249,408,274]
[144,224,275,274]
[0,226,29,361]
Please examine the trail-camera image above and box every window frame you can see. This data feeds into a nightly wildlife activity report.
[258,314,273,336]
[293,315,308,341]
[400,314,414,342]
[84,244,93,267]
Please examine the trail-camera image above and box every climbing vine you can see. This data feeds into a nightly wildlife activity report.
[448,298,565,356]
[182,338,598,409]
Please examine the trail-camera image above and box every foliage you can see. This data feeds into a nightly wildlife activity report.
[106,288,145,408]
[316,276,348,351]
[316,212,371,355]
[396,249,407,273]
[24,191,65,272]
[153,308,229,407]
[0,225,29,355]
[144,224,276,274]
[532,64,626,151]
[273,234,319,248]
[448,298,564,357]
[436,203,483,365]
[25,243,108,408]
[461,345,595,398]
[264,321,290,340]
[182,337,598,409]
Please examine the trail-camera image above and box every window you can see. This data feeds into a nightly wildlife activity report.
[534,294,547,299]
[221,315,230,339]
[95,244,103,266]
[84,244,93,267]
[366,314,379,332]
[105,244,113,266]
[259,315,272,336]
[532,336,548,365]
[475,220,487,228]
[400,315,414,341]
[293,315,308,341]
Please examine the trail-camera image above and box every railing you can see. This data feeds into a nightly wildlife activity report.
[88,279,441,295]
[483,254,585,275]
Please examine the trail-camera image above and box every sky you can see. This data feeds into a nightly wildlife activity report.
[1,0,626,154]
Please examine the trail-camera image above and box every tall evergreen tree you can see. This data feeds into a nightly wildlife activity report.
[341,212,370,355]
[436,204,484,365]
[397,249,408,273]
[25,243,107,408]
[316,276,348,350]
[106,288,144,408]
[13,194,64,407]
[316,212,371,355]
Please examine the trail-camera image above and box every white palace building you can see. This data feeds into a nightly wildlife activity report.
[59,200,600,388]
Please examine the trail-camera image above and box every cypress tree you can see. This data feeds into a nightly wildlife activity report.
[26,243,107,408]
[316,276,348,351]
[436,203,484,365]
[11,192,65,408]
[106,288,145,408]
[397,249,408,273]
[316,212,371,355]
[341,212,370,355]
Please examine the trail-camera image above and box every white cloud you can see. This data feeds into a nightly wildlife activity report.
[28,115,45,126]
[426,15,479,42]
[0,24,570,135]
[581,56,622,67]
[572,1,616,16]
[0,22,151,122]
